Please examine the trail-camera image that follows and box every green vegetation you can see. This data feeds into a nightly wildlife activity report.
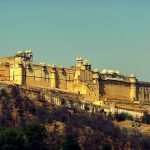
[62,134,81,150]
[23,124,47,150]
[0,86,150,149]
[102,143,112,150]
[0,128,24,150]
[0,88,8,97]
[114,112,133,122]
[142,112,150,124]
[0,125,48,150]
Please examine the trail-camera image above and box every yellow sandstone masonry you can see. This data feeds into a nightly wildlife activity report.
[0,50,150,105]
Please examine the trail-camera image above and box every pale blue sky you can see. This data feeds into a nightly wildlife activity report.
[0,0,150,81]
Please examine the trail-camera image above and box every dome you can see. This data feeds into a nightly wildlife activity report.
[78,57,83,61]
[108,70,115,74]
[83,59,88,65]
[76,57,83,63]
[28,49,32,53]
[60,66,64,69]
[76,57,79,61]
[16,51,23,54]
[130,73,136,78]
[115,70,121,75]
[25,50,29,53]
[83,59,90,65]
[93,68,99,73]
[40,62,46,66]
[51,64,56,68]
[40,62,44,65]
[101,69,108,74]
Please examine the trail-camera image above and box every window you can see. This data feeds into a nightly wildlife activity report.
[112,74,116,78]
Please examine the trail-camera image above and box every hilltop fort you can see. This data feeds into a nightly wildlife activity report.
[0,50,150,117]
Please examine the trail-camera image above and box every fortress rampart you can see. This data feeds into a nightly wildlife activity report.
[0,50,150,105]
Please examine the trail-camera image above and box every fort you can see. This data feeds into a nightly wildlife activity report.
[0,50,150,117]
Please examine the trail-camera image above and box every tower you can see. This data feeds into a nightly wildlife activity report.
[9,50,33,85]
[92,69,100,101]
[50,65,56,88]
[9,57,23,85]
[93,69,99,83]
[129,73,137,101]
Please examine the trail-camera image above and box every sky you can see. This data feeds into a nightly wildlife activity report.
[0,0,150,81]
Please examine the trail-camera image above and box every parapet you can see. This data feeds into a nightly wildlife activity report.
[100,68,138,83]
[76,57,91,71]
[15,50,33,63]
[129,73,137,83]
[101,69,121,75]
[93,69,100,79]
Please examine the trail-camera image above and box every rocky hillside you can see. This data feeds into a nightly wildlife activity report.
[0,84,150,150]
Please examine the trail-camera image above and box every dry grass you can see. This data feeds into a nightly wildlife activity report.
[113,120,150,135]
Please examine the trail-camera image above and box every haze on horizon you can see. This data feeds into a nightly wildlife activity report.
[0,0,150,81]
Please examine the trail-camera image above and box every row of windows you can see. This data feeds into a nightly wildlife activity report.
[106,74,125,79]
[139,88,150,91]
[24,76,73,82]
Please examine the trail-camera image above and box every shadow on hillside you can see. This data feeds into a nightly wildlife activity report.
[0,85,150,149]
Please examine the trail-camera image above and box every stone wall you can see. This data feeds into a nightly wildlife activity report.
[138,82,150,104]
[0,65,10,81]
[25,65,74,89]
[1,52,150,105]
[101,80,131,100]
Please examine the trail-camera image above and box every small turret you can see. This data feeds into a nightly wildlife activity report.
[40,62,47,72]
[93,69,100,83]
[101,69,108,74]
[81,59,91,70]
[50,65,56,88]
[129,73,137,83]
[76,57,83,67]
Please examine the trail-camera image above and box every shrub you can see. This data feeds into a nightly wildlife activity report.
[102,142,112,150]
[23,124,48,150]
[0,88,8,96]
[62,134,81,150]
[0,128,25,150]
[142,112,150,124]
[115,112,133,122]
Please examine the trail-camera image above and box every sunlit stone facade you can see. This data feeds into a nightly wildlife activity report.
[0,50,150,105]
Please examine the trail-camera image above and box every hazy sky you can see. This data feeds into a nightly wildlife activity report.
[0,0,150,81]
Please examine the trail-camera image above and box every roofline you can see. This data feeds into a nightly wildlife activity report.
[138,81,150,85]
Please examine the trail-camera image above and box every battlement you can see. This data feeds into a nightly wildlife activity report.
[0,50,150,105]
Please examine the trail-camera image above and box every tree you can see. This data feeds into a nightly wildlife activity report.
[23,124,48,150]
[0,128,25,150]
[115,113,133,122]
[62,134,81,150]
[0,88,8,97]
[102,142,112,150]
[11,86,20,97]
[47,127,64,150]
